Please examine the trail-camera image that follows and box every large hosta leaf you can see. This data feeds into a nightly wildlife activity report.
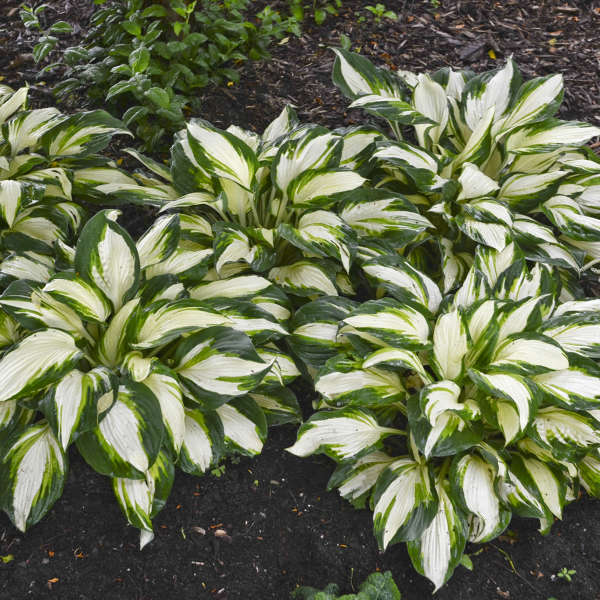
[287,409,402,461]
[407,481,468,591]
[450,453,511,543]
[0,421,67,532]
[173,326,271,408]
[74,210,140,312]
[0,329,82,402]
[76,381,163,479]
[372,458,438,548]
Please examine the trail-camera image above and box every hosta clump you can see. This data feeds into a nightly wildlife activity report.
[98,106,431,301]
[332,49,600,293]
[0,81,129,286]
[288,243,600,590]
[0,210,300,545]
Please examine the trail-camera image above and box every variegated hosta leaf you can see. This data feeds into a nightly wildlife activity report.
[289,296,357,370]
[315,355,405,408]
[98,298,140,367]
[132,299,228,350]
[409,383,481,458]
[136,214,180,270]
[432,310,469,381]
[189,275,273,302]
[269,261,338,297]
[215,396,267,456]
[0,180,39,228]
[327,450,396,508]
[462,58,520,132]
[0,421,66,532]
[287,169,366,208]
[272,127,342,195]
[468,370,538,443]
[373,141,444,192]
[533,360,600,409]
[287,408,402,461]
[361,255,442,314]
[4,108,61,155]
[213,224,274,276]
[0,251,54,283]
[113,449,174,549]
[497,73,563,135]
[331,48,405,101]
[0,329,82,402]
[41,109,130,158]
[200,298,287,345]
[339,188,432,244]
[42,273,112,323]
[186,118,258,190]
[372,458,438,548]
[279,210,356,273]
[541,313,600,358]
[531,407,600,461]
[450,453,511,543]
[362,347,431,386]
[578,452,600,497]
[256,346,300,387]
[0,85,27,125]
[406,480,467,592]
[488,333,569,376]
[39,369,101,450]
[505,120,600,156]
[497,171,565,211]
[76,381,163,479]
[74,210,140,312]
[173,326,271,408]
[500,454,566,527]
[179,408,224,476]
[340,298,430,351]
[140,366,185,455]
[249,386,301,426]
[543,195,600,241]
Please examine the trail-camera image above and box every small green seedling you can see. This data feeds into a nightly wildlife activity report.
[557,567,576,582]
[365,4,398,22]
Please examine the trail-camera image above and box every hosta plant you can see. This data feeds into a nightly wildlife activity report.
[331,49,600,293]
[98,106,432,302]
[0,80,129,286]
[0,209,301,545]
[288,242,600,590]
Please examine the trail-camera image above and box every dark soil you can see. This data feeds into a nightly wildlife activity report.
[2,1,600,599]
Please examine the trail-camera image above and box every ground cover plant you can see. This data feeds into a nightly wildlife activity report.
[44,0,299,150]
[1,1,600,599]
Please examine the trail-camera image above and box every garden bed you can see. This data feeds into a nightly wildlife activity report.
[1,0,600,599]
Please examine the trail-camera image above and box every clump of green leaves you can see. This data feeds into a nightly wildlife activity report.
[364,4,398,23]
[292,571,401,600]
[19,3,73,65]
[289,0,343,26]
[50,0,296,150]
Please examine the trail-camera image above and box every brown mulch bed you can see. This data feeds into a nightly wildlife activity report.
[1,1,600,600]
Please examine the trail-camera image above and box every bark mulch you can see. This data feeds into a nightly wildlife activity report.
[1,1,600,599]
